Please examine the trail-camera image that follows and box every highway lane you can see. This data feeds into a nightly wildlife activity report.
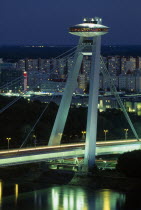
[0,139,139,156]
[0,149,84,167]
[0,139,140,167]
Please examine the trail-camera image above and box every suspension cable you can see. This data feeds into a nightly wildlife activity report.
[0,96,22,114]
[100,56,140,141]
[0,48,76,114]
[0,76,23,90]
[19,74,67,149]
[19,95,54,149]
[0,46,76,91]
[54,46,76,59]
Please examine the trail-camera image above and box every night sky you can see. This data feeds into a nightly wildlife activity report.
[0,0,141,46]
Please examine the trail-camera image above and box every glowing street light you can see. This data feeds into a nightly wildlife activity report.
[32,134,37,148]
[81,131,86,139]
[103,160,107,169]
[104,130,108,141]
[6,137,11,152]
[124,129,128,139]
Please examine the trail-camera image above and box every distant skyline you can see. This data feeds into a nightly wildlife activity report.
[1,0,141,46]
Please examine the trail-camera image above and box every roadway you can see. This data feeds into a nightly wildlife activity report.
[0,139,140,167]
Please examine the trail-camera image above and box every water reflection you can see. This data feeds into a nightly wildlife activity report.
[100,189,125,210]
[15,184,18,204]
[0,181,2,208]
[1,184,126,210]
[102,190,111,210]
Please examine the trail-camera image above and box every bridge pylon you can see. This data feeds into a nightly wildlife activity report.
[48,17,109,171]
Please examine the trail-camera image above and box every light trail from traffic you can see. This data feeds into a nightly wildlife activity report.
[0,139,139,167]
[0,139,138,156]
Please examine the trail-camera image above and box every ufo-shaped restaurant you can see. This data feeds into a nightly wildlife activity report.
[69,18,109,37]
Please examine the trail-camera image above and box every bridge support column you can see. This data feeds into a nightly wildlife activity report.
[48,17,103,173]
[48,37,84,146]
[84,36,101,172]
[74,157,79,164]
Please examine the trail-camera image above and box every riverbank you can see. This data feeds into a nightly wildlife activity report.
[36,168,141,192]
[70,170,141,192]
[0,164,141,193]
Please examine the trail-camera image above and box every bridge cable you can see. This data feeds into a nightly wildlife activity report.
[0,76,23,90]
[19,74,68,149]
[0,48,76,114]
[20,45,86,148]
[54,46,76,59]
[100,56,140,141]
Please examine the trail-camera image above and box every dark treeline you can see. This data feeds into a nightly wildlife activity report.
[117,150,141,178]
[116,150,141,210]
[0,95,141,149]
[1,45,141,60]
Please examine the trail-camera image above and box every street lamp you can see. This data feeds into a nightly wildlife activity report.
[33,134,37,148]
[124,129,128,139]
[81,131,86,140]
[104,130,108,141]
[6,137,11,152]
[103,160,107,169]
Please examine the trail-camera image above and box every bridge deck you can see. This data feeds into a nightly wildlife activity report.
[0,140,140,167]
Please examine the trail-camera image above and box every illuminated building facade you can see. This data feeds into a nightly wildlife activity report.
[0,63,23,93]
[16,55,141,93]
[23,71,27,91]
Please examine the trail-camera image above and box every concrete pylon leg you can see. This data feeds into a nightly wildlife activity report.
[48,37,84,146]
[84,36,101,171]
[74,157,79,164]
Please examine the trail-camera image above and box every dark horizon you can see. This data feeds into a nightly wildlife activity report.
[1,44,141,47]
[1,45,141,59]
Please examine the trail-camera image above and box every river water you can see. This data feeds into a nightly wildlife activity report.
[0,181,141,210]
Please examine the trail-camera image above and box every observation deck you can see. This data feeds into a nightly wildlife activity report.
[69,18,109,37]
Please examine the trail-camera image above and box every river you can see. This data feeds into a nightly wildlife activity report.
[0,180,130,210]
[0,180,141,210]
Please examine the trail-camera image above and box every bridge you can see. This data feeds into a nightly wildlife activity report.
[0,17,140,172]
[0,140,140,167]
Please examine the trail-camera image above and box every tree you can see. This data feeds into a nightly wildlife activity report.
[116,150,141,177]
